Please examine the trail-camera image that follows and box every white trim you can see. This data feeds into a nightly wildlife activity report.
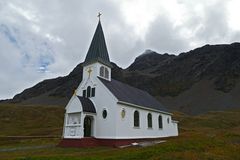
[95,135,175,139]
[117,101,172,115]
[65,124,81,127]
[64,136,82,139]
[97,75,109,81]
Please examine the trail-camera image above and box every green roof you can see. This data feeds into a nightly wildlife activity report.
[83,20,112,67]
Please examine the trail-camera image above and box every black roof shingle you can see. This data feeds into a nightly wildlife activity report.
[99,78,170,113]
[77,96,96,113]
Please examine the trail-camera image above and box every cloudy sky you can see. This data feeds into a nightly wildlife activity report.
[1,0,240,99]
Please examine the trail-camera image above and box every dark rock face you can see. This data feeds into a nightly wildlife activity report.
[127,50,175,71]
[125,43,240,96]
[5,43,240,114]
[10,62,123,103]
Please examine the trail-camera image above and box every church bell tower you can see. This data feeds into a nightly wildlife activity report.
[82,14,112,82]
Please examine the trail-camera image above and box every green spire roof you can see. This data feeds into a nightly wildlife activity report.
[83,20,112,67]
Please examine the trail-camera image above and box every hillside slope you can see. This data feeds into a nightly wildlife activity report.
[3,43,240,114]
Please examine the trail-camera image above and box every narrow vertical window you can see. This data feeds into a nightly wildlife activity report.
[158,115,163,129]
[105,68,109,79]
[100,66,104,77]
[91,88,95,97]
[87,86,91,98]
[134,111,140,127]
[147,113,152,128]
[83,90,86,98]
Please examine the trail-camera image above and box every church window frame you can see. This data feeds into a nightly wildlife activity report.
[102,109,107,119]
[104,68,109,79]
[147,113,152,128]
[158,115,163,129]
[66,112,81,126]
[99,65,110,79]
[87,86,91,98]
[100,66,104,77]
[133,110,140,128]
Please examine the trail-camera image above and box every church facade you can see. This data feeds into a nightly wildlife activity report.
[59,19,178,147]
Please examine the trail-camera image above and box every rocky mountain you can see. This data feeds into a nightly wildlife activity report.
[3,43,240,114]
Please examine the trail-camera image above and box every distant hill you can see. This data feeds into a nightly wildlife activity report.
[3,43,240,114]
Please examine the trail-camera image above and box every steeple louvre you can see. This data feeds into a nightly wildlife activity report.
[83,20,112,68]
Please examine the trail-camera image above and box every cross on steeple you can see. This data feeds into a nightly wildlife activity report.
[97,12,102,21]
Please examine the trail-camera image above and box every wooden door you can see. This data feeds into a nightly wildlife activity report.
[84,116,92,137]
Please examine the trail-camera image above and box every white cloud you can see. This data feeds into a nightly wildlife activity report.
[0,0,240,99]
[227,0,240,31]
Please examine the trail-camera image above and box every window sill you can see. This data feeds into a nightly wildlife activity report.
[65,124,81,127]
[148,127,153,130]
[133,126,140,129]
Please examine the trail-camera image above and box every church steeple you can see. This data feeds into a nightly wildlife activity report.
[83,18,112,68]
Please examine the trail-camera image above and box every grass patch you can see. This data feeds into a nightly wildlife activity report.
[0,104,240,160]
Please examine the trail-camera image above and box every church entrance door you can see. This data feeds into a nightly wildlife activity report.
[84,116,92,137]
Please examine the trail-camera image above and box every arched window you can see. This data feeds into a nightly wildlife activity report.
[158,115,163,129]
[147,113,152,128]
[105,68,109,79]
[134,110,140,127]
[87,86,91,98]
[100,66,104,77]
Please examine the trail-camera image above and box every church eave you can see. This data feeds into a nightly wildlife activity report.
[82,58,113,68]
[77,96,96,113]
[117,101,172,115]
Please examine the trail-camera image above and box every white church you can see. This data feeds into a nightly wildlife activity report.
[59,17,178,147]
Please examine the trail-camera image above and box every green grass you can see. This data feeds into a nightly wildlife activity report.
[0,104,64,136]
[0,104,240,160]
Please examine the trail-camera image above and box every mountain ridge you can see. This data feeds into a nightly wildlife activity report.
[2,42,240,114]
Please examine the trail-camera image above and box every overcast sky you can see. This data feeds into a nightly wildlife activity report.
[1,0,240,99]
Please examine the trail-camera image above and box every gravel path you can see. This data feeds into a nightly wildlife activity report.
[0,145,55,152]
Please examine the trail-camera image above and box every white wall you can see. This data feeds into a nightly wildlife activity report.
[75,63,118,139]
[115,104,178,139]
[82,62,111,83]
[90,81,118,139]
